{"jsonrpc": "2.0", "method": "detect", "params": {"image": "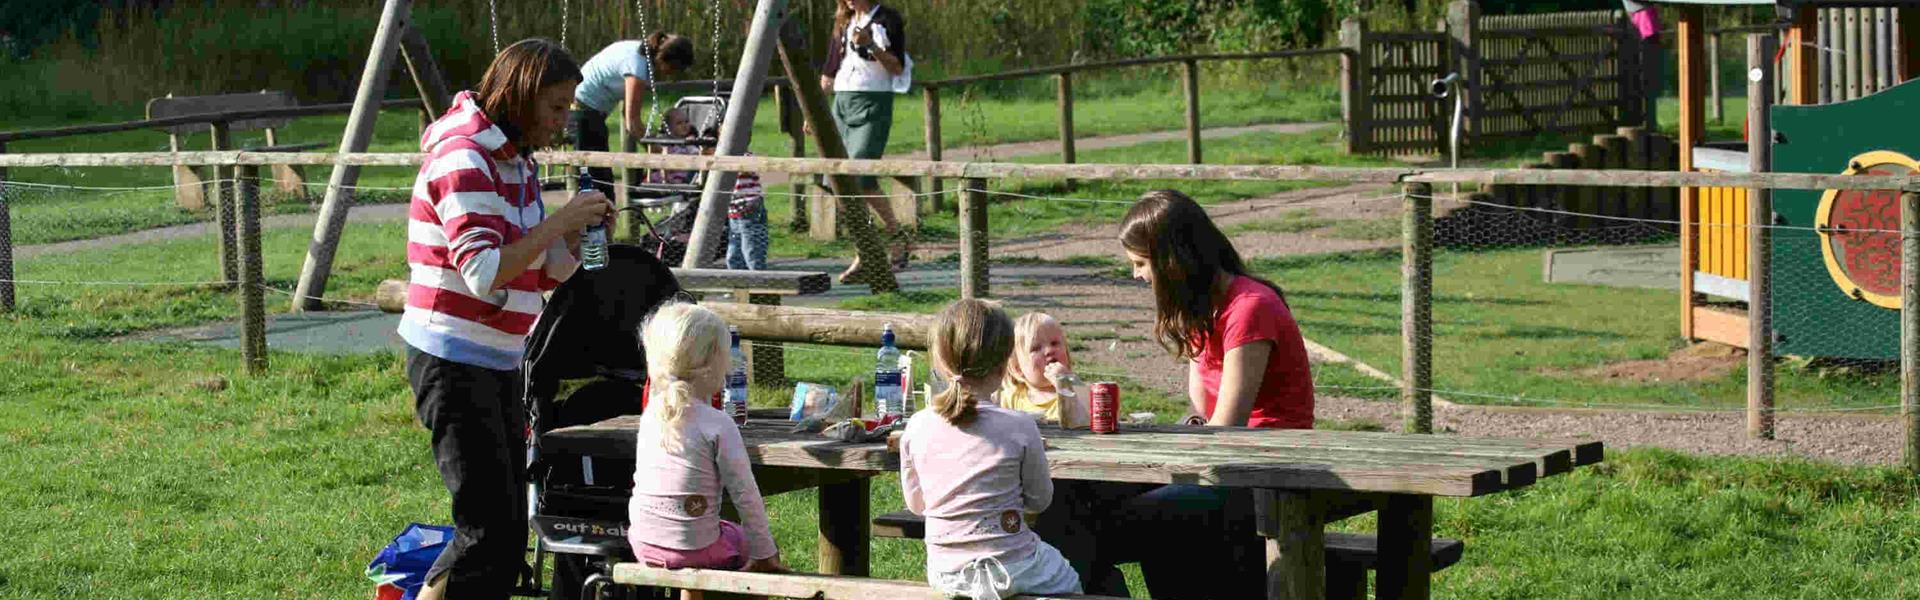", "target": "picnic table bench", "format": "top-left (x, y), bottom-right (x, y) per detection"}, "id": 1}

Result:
top-left (542, 410), bottom-right (1603, 600)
